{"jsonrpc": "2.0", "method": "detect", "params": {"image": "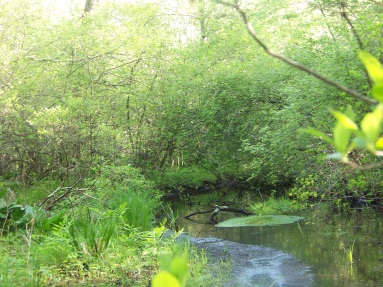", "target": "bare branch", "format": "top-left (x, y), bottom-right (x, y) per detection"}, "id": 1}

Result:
top-left (340, 3), bottom-right (363, 50)
top-left (185, 205), bottom-right (254, 223)
top-left (339, 2), bottom-right (372, 89)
